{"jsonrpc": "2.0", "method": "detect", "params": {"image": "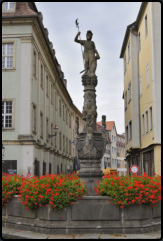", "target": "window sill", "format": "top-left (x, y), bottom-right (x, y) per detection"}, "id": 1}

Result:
top-left (2, 68), bottom-right (16, 72)
top-left (2, 128), bottom-right (15, 131)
